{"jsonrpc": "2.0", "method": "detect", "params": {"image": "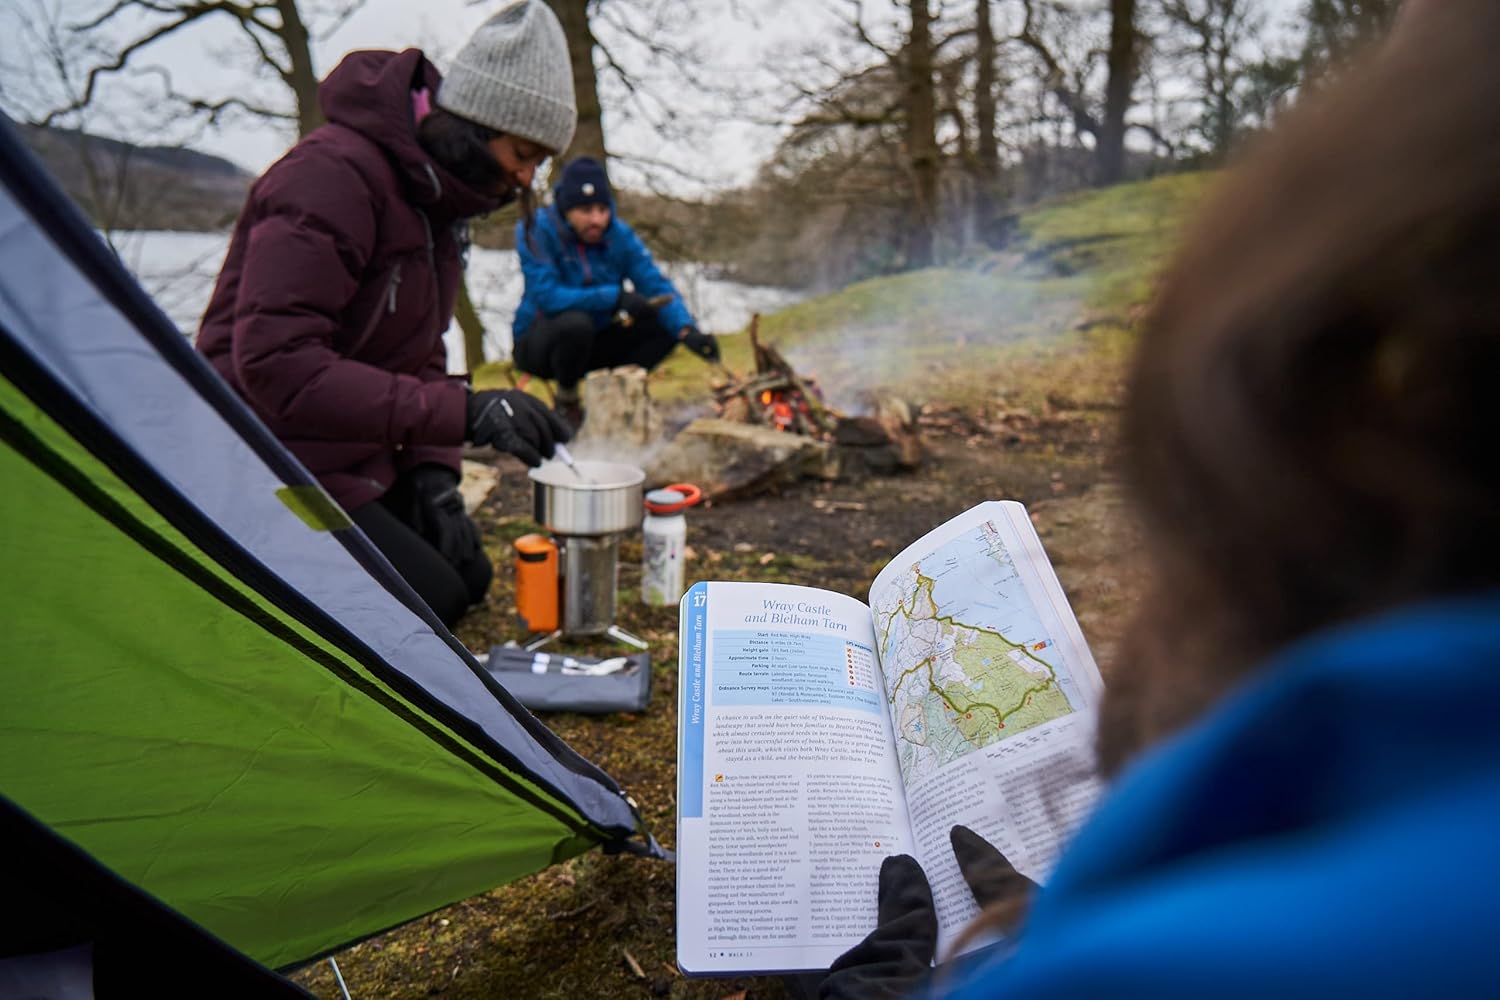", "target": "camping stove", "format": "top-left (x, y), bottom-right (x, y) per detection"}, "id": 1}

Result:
top-left (525, 459), bottom-right (648, 652)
